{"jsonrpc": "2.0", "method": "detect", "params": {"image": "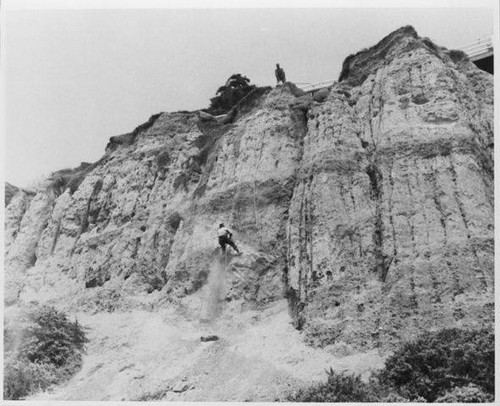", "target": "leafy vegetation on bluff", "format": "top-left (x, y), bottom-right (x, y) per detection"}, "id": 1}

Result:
top-left (4, 306), bottom-right (89, 400)
top-left (206, 73), bottom-right (255, 115)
